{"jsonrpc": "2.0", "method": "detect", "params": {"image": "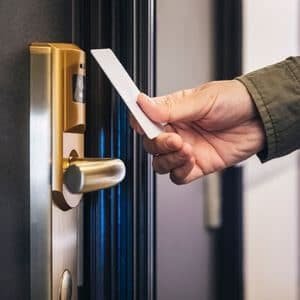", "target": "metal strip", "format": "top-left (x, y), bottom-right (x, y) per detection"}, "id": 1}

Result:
top-left (30, 47), bottom-right (52, 300)
top-left (133, 1), bottom-right (138, 299)
top-left (203, 173), bottom-right (222, 229)
top-left (215, 0), bottom-right (244, 297)
top-left (147, 1), bottom-right (156, 299)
